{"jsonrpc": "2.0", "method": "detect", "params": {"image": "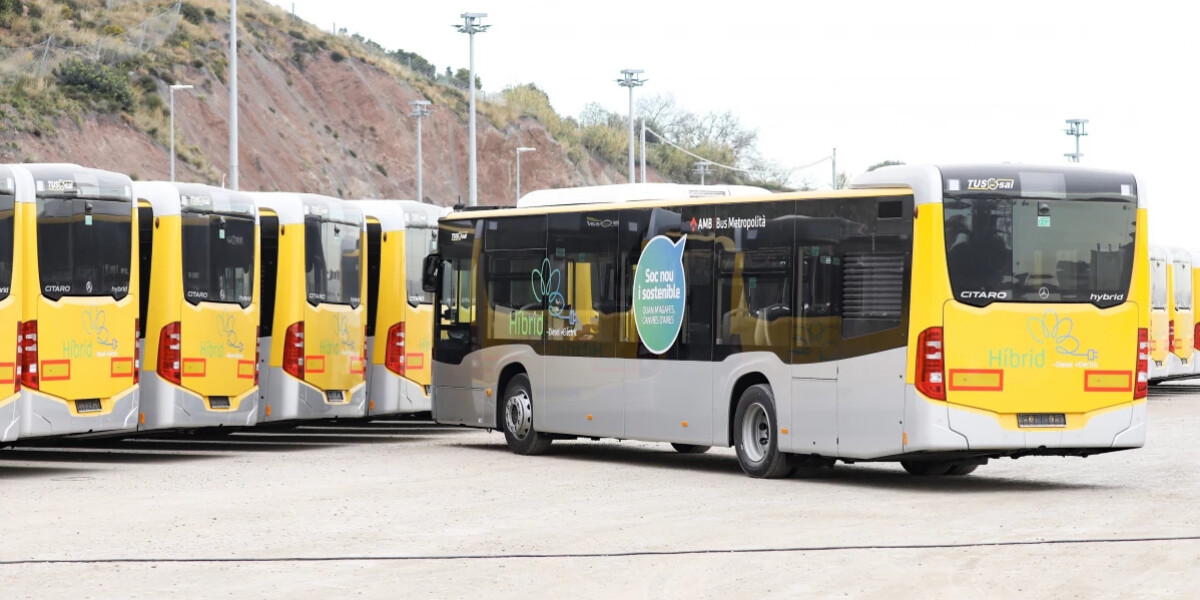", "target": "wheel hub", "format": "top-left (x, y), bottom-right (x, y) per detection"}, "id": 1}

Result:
top-left (505, 390), bottom-right (532, 440)
top-left (741, 402), bottom-right (770, 463)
